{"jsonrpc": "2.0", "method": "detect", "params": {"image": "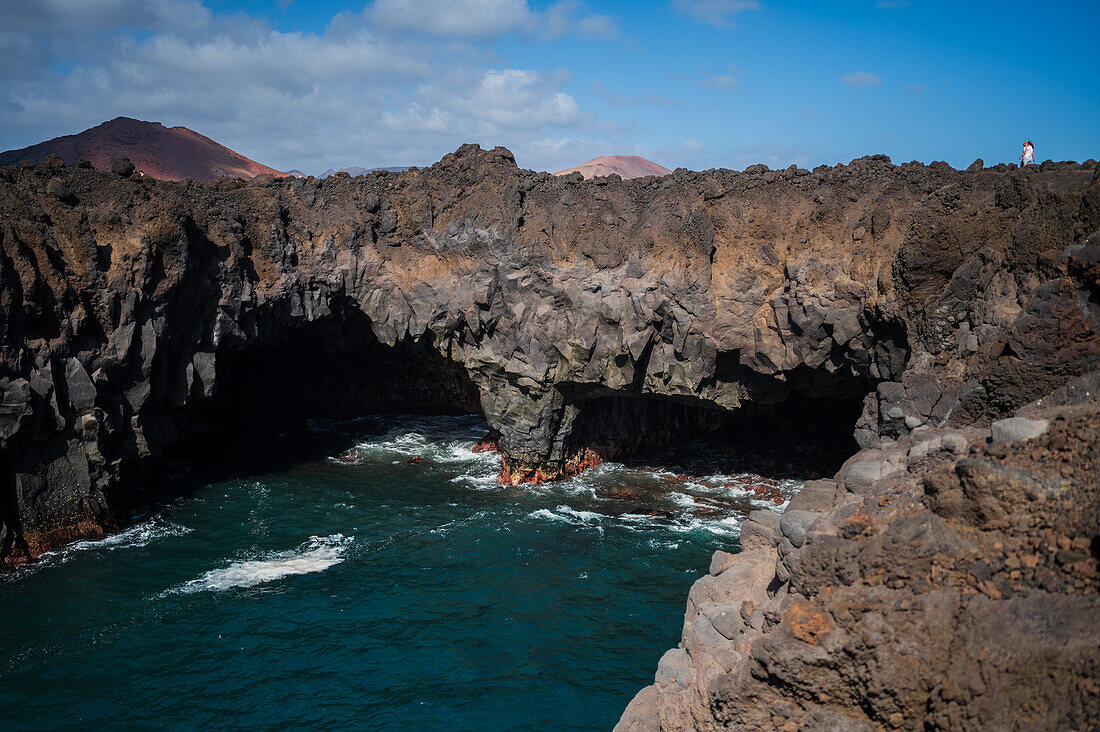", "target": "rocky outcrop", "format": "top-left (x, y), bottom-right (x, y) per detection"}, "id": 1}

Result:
top-left (618, 370), bottom-right (1100, 730)
top-left (1, 144), bottom-right (1097, 723)
top-left (609, 159), bottom-right (1100, 727)
top-left (1, 147), bottom-right (1096, 556)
